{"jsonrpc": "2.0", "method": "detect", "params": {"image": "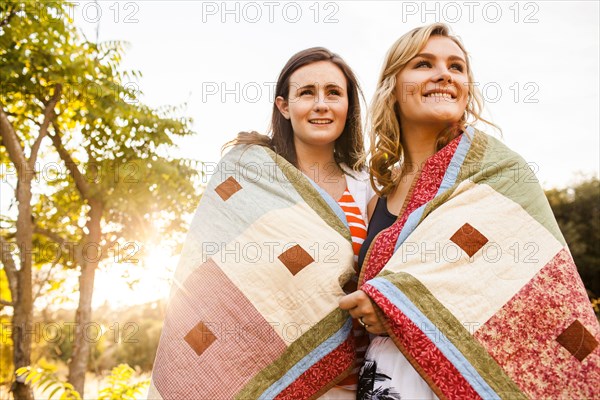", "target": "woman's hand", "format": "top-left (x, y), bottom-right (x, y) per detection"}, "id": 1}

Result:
top-left (339, 290), bottom-right (386, 335)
